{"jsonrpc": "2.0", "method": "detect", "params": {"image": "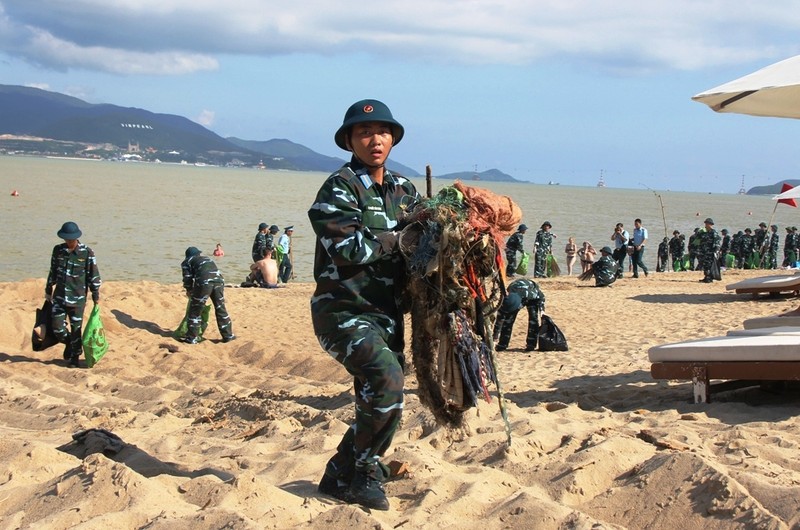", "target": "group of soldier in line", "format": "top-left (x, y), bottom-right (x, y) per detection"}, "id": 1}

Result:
top-left (504, 216), bottom-right (800, 289)
top-left (659, 221), bottom-right (799, 276)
